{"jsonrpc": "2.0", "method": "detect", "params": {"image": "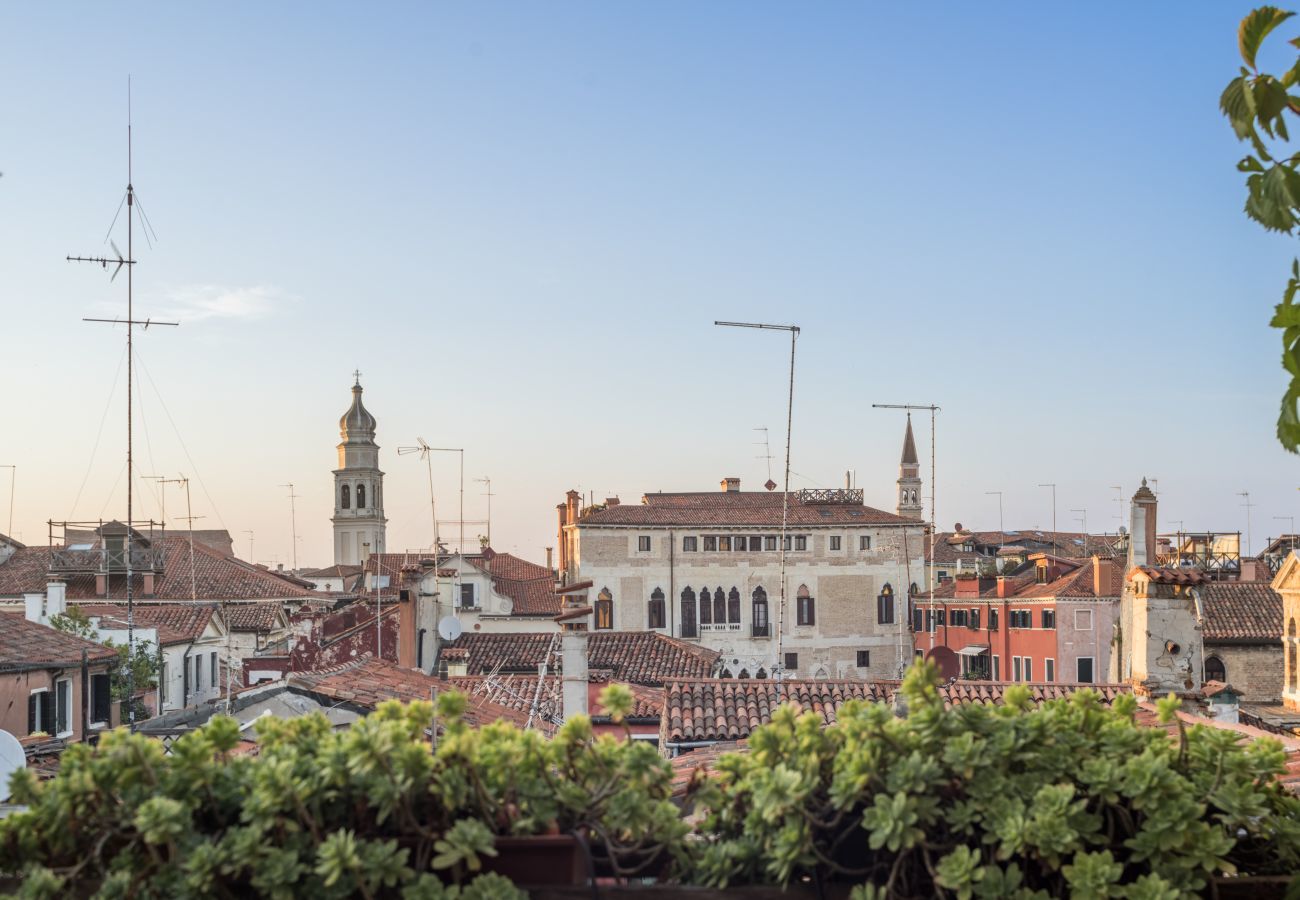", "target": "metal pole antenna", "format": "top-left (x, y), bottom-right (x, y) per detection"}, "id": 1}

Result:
top-left (475, 477), bottom-right (495, 547)
top-left (1071, 509), bottom-right (1087, 545)
top-left (281, 483), bottom-right (300, 570)
top-left (1239, 491), bottom-right (1255, 556)
top-left (398, 439), bottom-right (439, 552)
top-left (718, 321), bottom-right (799, 683)
top-left (1, 465), bottom-right (15, 539)
top-left (67, 84), bottom-right (178, 727)
top-left (424, 448), bottom-right (464, 553)
top-left (1038, 484), bottom-right (1057, 552)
